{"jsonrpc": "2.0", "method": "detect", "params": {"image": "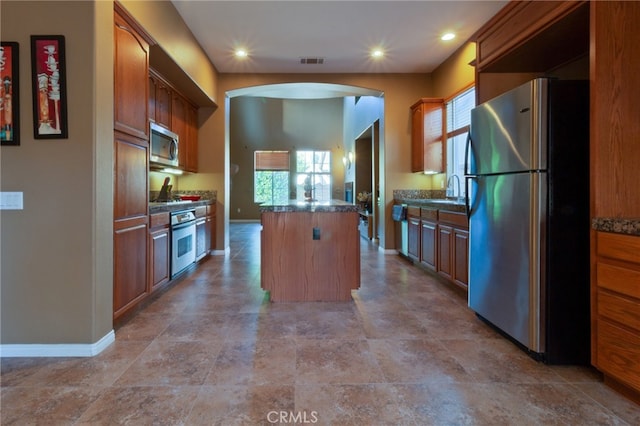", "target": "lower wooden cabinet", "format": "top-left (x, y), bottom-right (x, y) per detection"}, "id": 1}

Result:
top-left (261, 210), bottom-right (360, 302)
top-left (149, 212), bottom-right (170, 291)
top-left (407, 207), bottom-right (421, 262)
top-left (437, 225), bottom-right (452, 278)
top-left (421, 217), bottom-right (437, 271)
top-left (453, 227), bottom-right (469, 288)
top-left (405, 205), bottom-right (469, 290)
top-left (593, 231), bottom-right (640, 401)
top-left (439, 210), bottom-right (469, 290)
top-left (113, 130), bottom-right (149, 320)
top-left (114, 218), bottom-right (148, 318)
